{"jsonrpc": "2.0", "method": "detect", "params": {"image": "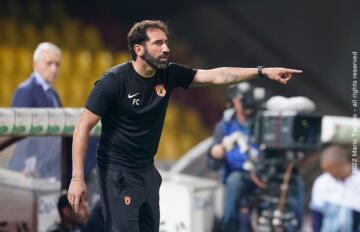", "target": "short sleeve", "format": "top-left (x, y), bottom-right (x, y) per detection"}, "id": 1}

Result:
top-left (168, 63), bottom-right (197, 89)
top-left (212, 122), bottom-right (225, 145)
top-left (85, 72), bottom-right (118, 117)
top-left (207, 122), bottom-right (224, 170)
top-left (309, 175), bottom-right (327, 212)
